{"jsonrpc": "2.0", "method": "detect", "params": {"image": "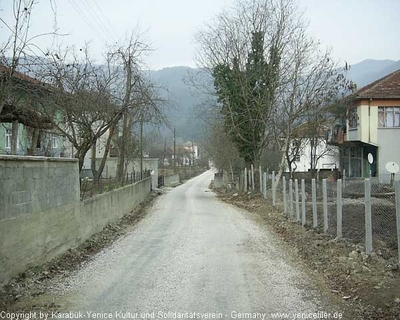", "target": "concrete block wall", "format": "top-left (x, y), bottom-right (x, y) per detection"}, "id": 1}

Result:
top-left (0, 155), bottom-right (151, 285)
top-left (79, 178), bottom-right (151, 240)
top-left (0, 156), bottom-right (80, 221)
top-left (164, 173), bottom-right (180, 186)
